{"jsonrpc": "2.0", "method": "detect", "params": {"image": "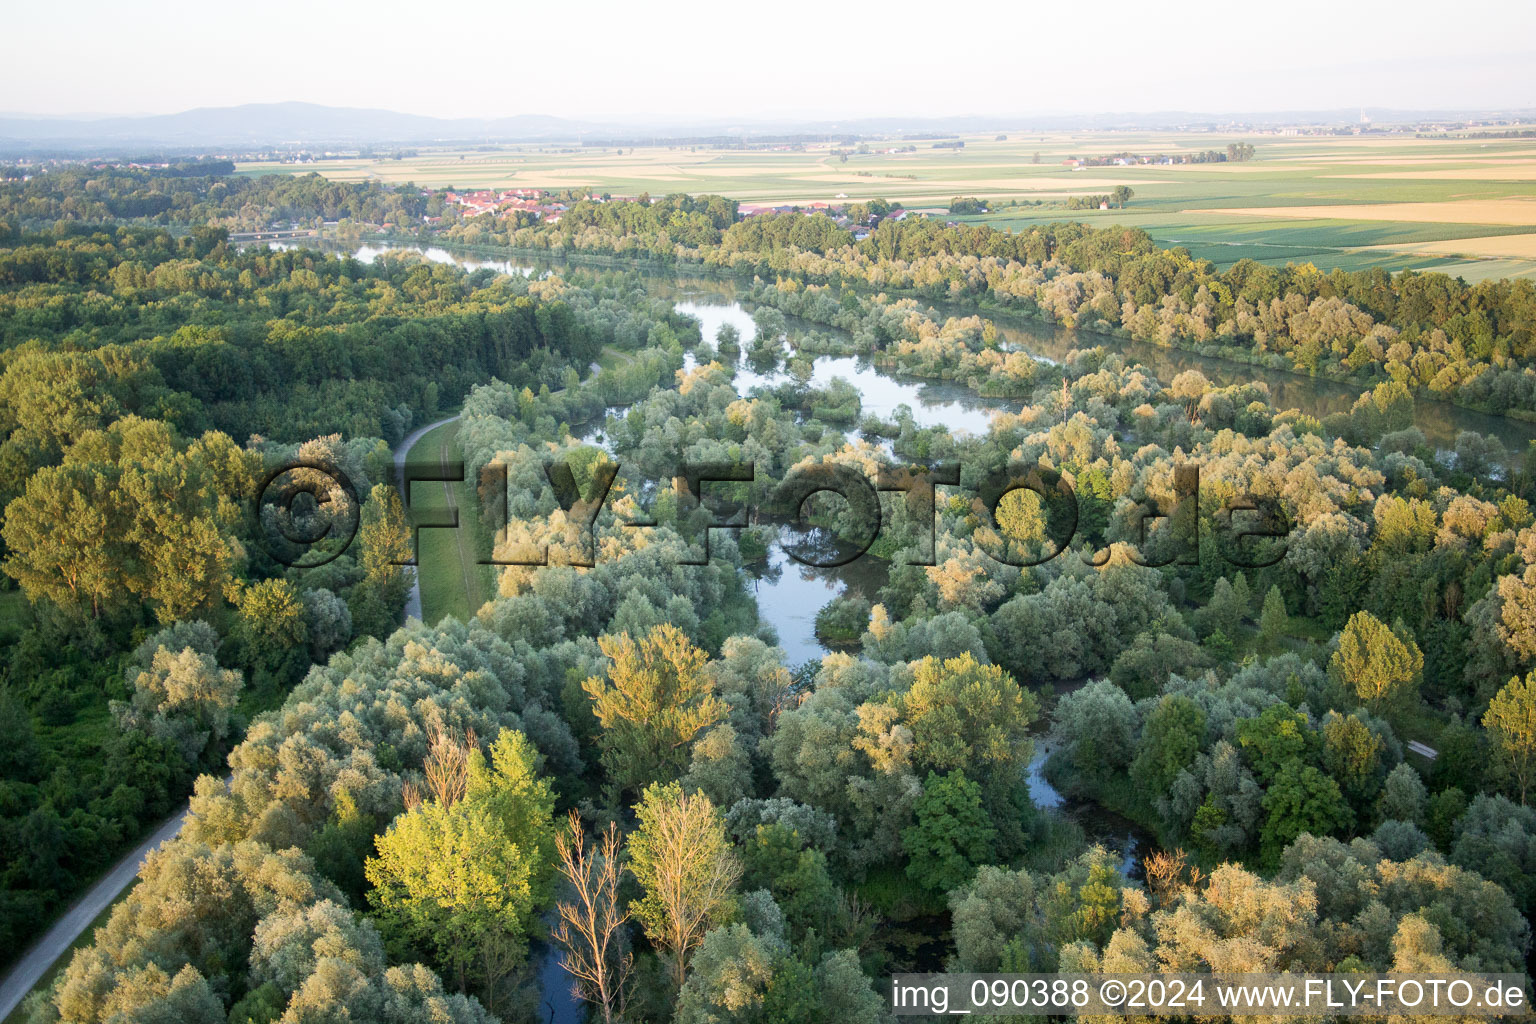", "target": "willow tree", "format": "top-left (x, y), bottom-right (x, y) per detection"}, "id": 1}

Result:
top-left (583, 624), bottom-right (722, 797)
